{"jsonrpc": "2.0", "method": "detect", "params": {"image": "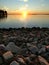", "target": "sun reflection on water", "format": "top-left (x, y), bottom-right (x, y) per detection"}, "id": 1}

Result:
top-left (20, 11), bottom-right (28, 21)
